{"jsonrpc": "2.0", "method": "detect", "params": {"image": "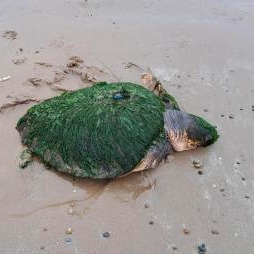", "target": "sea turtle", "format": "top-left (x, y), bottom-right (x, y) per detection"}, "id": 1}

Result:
top-left (16, 75), bottom-right (218, 179)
